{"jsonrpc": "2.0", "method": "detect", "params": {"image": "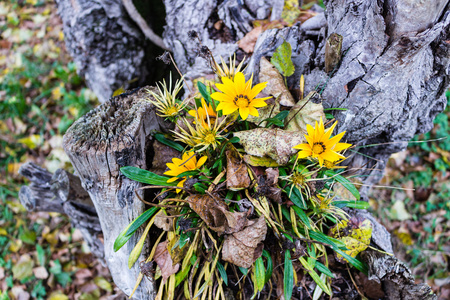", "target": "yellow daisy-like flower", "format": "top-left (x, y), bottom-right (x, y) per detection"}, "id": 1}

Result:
top-left (188, 98), bottom-right (217, 128)
top-left (173, 112), bottom-right (227, 152)
top-left (293, 118), bottom-right (352, 167)
top-left (213, 54), bottom-right (246, 80)
top-left (146, 74), bottom-right (189, 120)
top-left (211, 72), bottom-right (270, 120)
top-left (164, 151), bottom-right (207, 192)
